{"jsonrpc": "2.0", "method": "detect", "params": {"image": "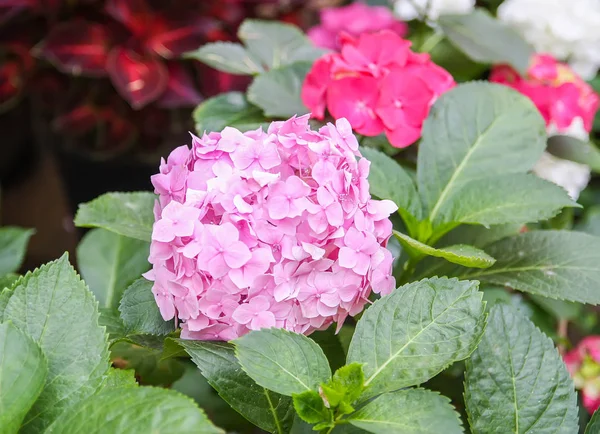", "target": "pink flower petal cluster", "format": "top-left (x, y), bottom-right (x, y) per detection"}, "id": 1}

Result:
top-left (301, 30), bottom-right (455, 149)
top-left (308, 2), bottom-right (408, 51)
top-left (146, 115), bottom-right (397, 341)
top-left (490, 54), bottom-right (600, 133)
top-left (564, 336), bottom-right (600, 414)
